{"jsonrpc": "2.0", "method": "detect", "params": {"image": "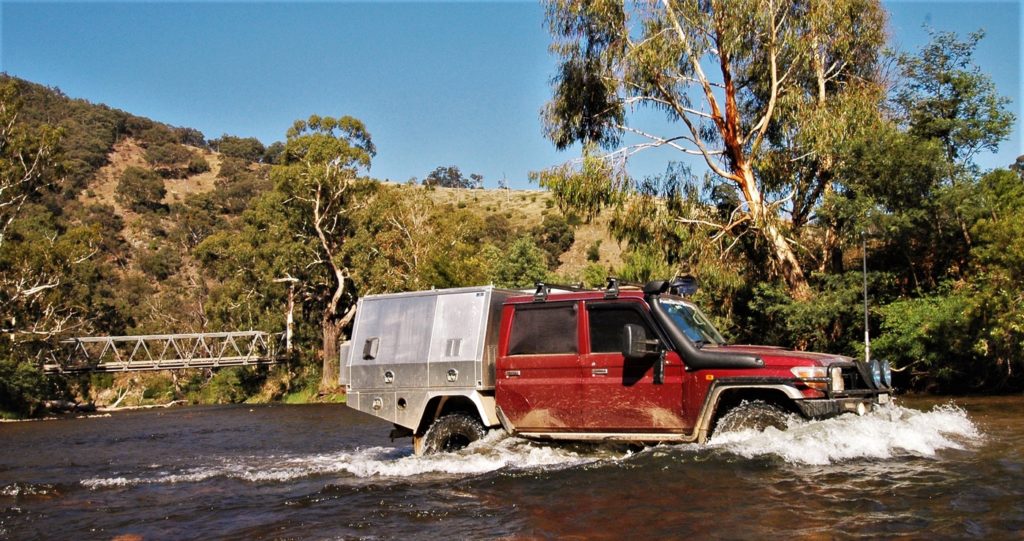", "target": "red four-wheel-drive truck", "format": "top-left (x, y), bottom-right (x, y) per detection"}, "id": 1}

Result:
top-left (340, 280), bottom-right (892, 454)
